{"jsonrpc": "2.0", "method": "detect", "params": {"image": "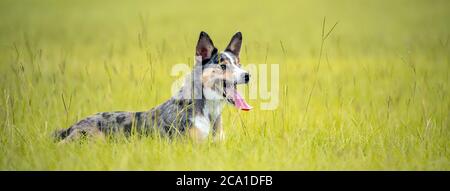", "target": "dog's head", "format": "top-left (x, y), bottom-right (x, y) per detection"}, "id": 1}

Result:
top-left (195, 31), bottom-right (252, 111)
